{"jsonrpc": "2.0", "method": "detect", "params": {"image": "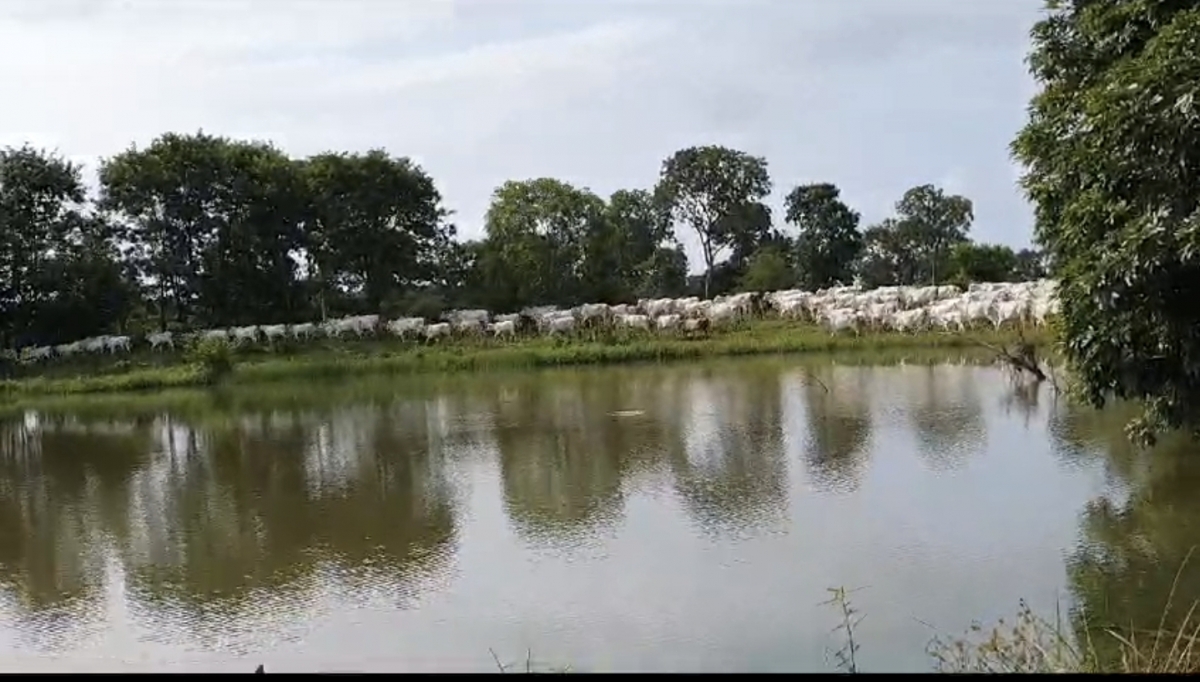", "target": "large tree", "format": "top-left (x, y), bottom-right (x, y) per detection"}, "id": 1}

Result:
top-left (654, 145), bottom-right (772, 298)
top-left (784, 182), bottom-right (863, 290)
top-left (300, 150), bottom-right (450, 317)
top-left (99, 132), bottom-right (307, 328)
top-left (482, 178), bottom-right (606, 310)
top-left (0, 146), bottom-right (132, 346)
top-left (855, 219), bottom-right (921, 289)
top-left (0, 145), bottom-right (85, 345)
top-left (893, 184), bottom-right (973, 286)
top-left (1013, 0), bottom-right (1200, 444)
top-left (1014, 247), bottom-right (1049, 281)
top-left (739, 244), bottom-right (796, 292)
top-left (582, 189), bottom-right (677, 303)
